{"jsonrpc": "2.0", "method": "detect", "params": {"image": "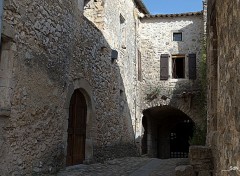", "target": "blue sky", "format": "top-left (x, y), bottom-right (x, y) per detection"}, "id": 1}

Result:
top-left (142, 0), bottom-right (203, 14)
